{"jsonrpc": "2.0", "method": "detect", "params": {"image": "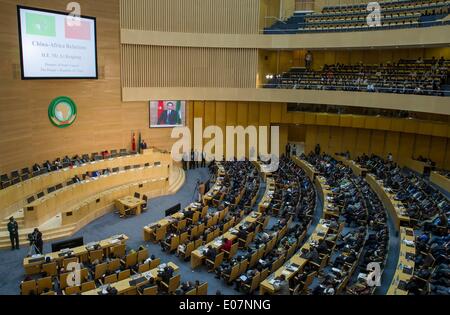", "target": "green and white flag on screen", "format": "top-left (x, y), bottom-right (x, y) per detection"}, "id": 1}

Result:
top-left (26, 12), bottom-right (56, 37)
